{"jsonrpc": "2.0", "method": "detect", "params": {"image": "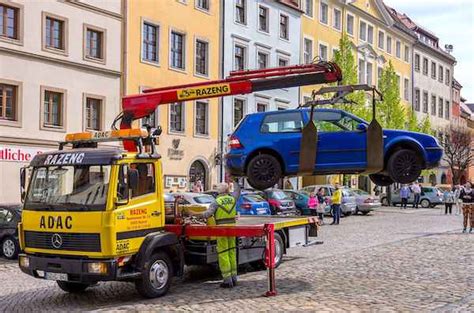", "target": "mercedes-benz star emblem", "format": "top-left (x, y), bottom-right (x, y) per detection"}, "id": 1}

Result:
top-left (51, 233), bottom-right (63, 249)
